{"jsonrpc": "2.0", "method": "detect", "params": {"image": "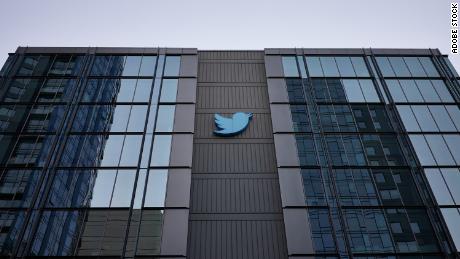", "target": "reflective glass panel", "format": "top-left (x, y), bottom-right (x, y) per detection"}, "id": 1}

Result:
top-left (282, 56), bottom-right (299, 77)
